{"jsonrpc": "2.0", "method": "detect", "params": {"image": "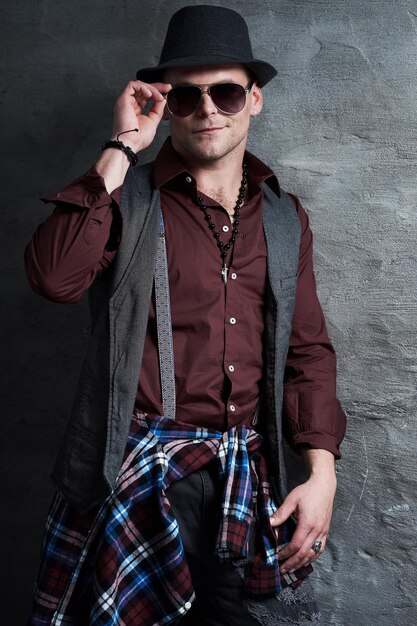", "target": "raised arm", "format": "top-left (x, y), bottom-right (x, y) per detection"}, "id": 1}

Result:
top-left (25, 80), bottom-right (171, 303)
